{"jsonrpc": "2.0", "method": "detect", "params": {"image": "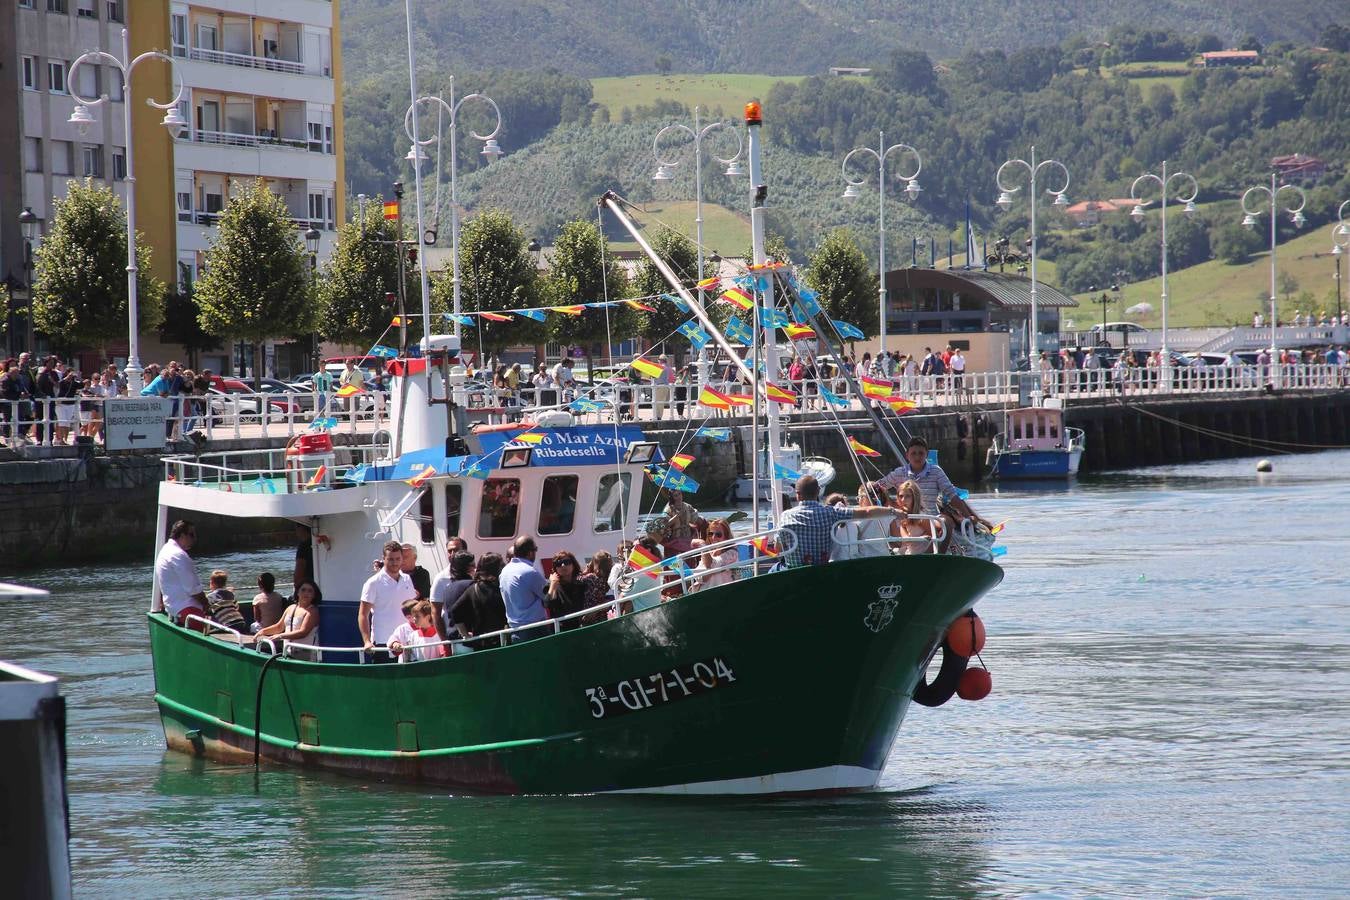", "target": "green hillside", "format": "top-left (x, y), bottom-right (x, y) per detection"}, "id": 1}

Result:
top-left (606, 200), bottom-right (751, 256)
top-left (1070, 229), bottom-right (1344, 329)
top-left (591, 74), bottom-right (806, 119)
top-left (339, 0), bottom-right (1346, 81)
